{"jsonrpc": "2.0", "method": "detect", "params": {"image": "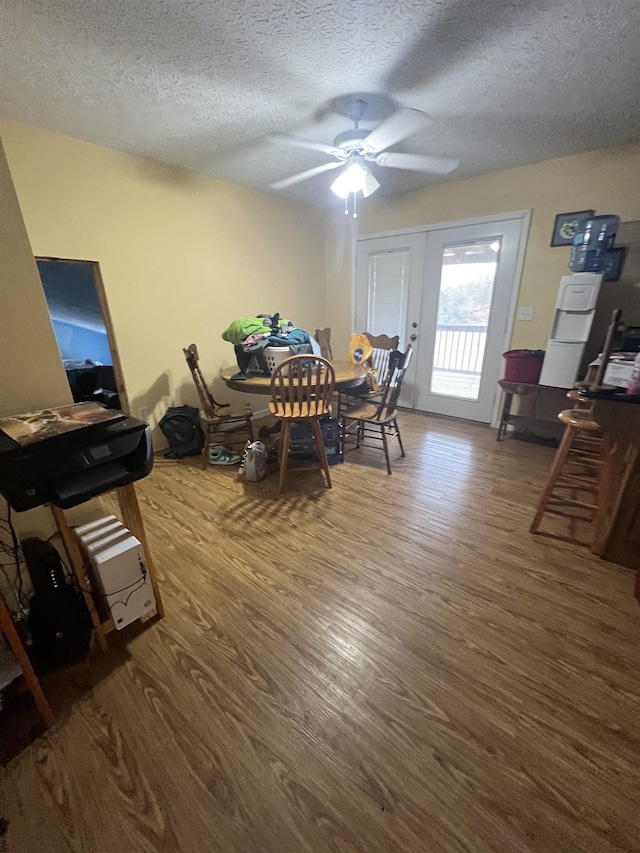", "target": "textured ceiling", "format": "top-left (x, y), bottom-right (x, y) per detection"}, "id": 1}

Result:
top-left (1, 0), bottom-right (640, 207)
